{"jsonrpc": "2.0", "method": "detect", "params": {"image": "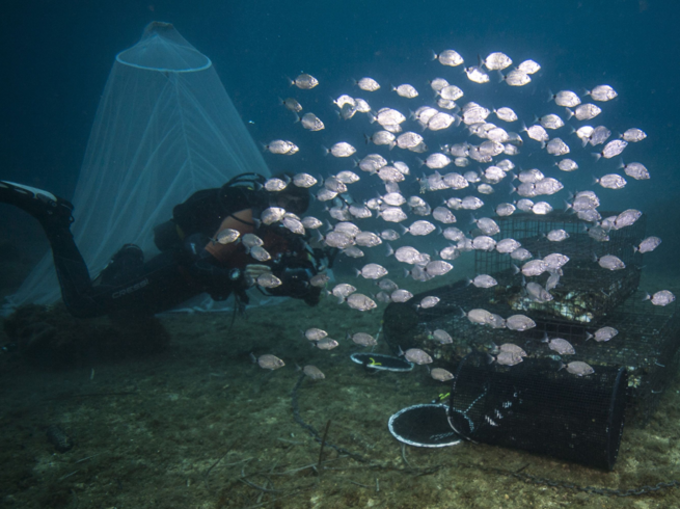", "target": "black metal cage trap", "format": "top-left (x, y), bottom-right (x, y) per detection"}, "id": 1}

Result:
top-left (382, 210), bottom-right (679, 467)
